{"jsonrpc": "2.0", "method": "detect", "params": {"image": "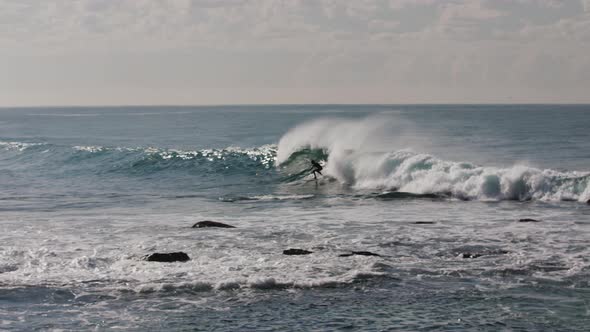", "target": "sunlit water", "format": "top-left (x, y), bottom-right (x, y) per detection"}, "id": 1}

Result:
top-left (1, 105), bottom-right (589, 331)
